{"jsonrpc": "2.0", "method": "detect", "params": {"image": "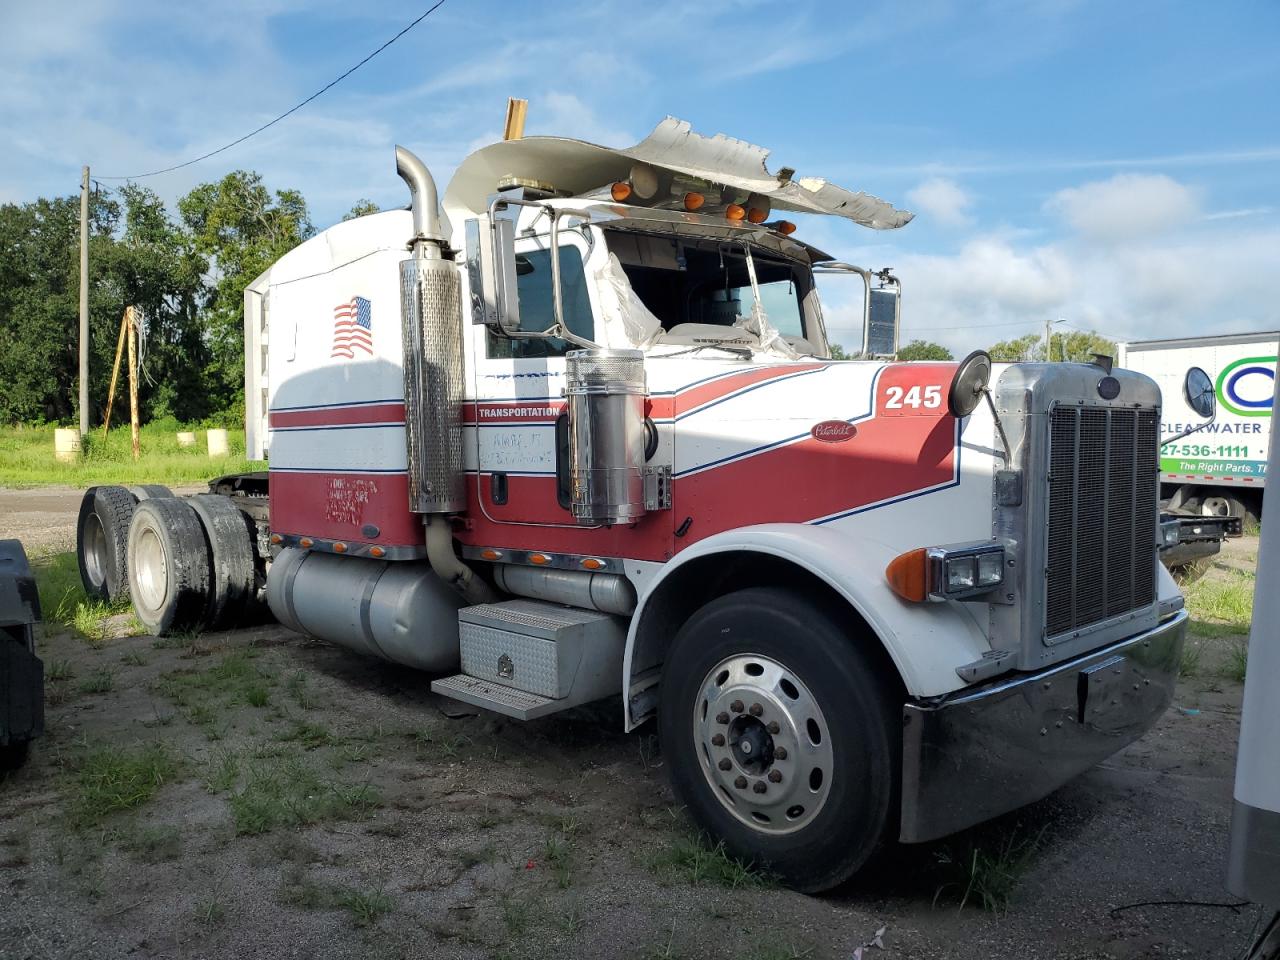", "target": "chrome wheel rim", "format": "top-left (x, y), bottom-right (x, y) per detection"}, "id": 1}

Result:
top-left (693, 654), bottom-right (834, 834)
top-left (83, 513), bottom-right (107, 587)
top-left (134, 526), bottom-right (168, 612)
